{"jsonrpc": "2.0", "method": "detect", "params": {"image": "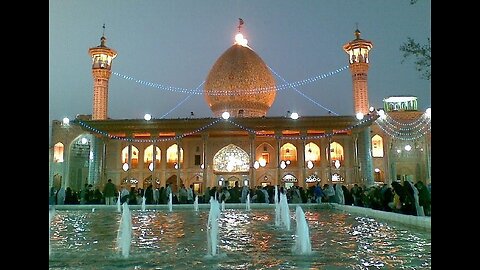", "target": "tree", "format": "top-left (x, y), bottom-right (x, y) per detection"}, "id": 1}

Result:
top-left (400, 37), bottom-right (431, 80)
top-left (400, 0), bottom-right (431, 80)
